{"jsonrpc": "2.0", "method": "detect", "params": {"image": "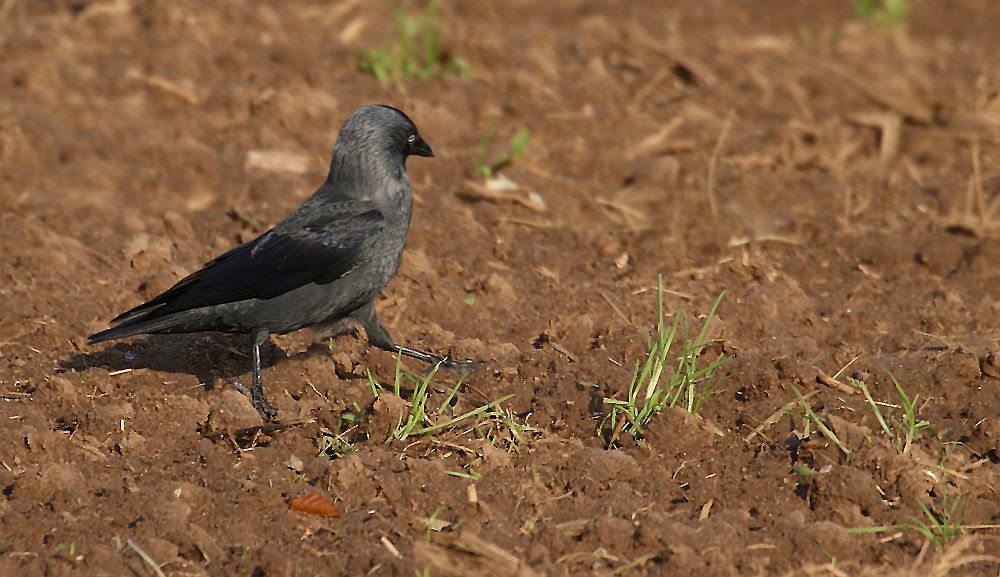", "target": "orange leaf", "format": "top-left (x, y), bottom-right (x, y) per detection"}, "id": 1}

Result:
top-left (289, 493), bottom-right (340, 517)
